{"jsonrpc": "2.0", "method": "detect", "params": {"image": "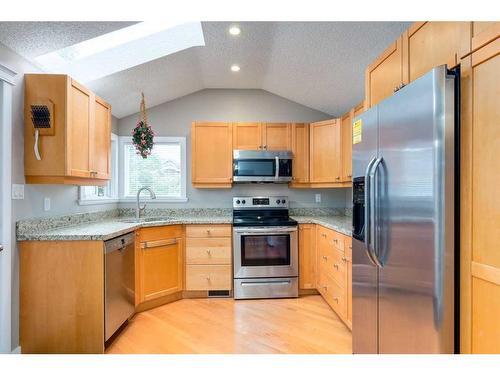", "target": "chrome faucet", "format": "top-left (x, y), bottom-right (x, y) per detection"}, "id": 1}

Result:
top-left (136, 187), bottom-right (156, 219)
